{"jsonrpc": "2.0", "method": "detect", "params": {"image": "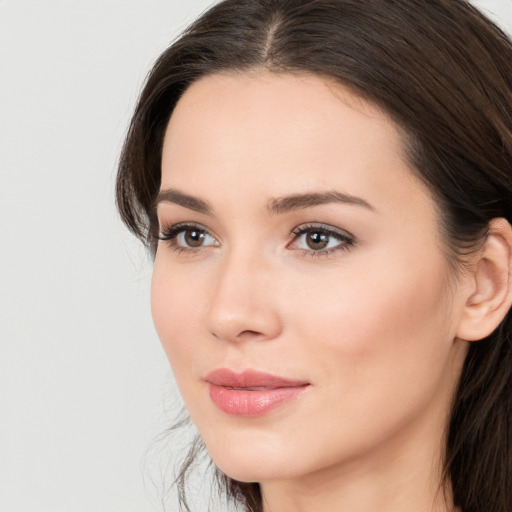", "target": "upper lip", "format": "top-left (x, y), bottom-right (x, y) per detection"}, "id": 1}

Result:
top-left (205, 368), bottom-right (310, 389)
